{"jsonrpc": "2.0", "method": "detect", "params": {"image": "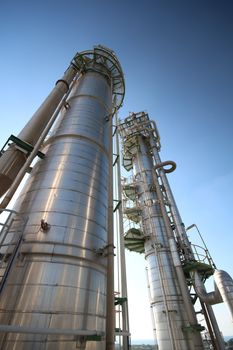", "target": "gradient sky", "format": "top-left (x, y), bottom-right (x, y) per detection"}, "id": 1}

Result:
top-left (0, 0), bottom-right (233, 340)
